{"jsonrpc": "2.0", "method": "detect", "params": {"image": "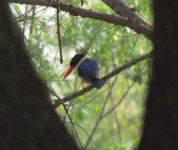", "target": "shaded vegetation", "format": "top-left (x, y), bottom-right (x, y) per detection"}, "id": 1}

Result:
top-left (9, 0), bottom-right (153, 149)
